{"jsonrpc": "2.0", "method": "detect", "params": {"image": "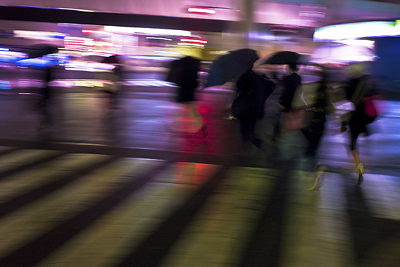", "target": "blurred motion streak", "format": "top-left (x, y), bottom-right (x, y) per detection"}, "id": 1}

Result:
top-left (187, 7), bottom-right (216, 14)
top-left (310, 43), bottom-right (378, 64)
